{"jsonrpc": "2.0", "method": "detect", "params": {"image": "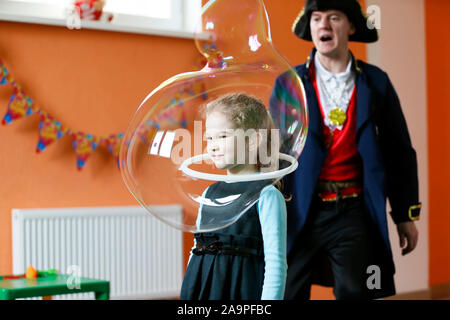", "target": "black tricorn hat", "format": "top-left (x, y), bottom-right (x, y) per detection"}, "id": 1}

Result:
top-left (292, 0), bottom-right (378, 43)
